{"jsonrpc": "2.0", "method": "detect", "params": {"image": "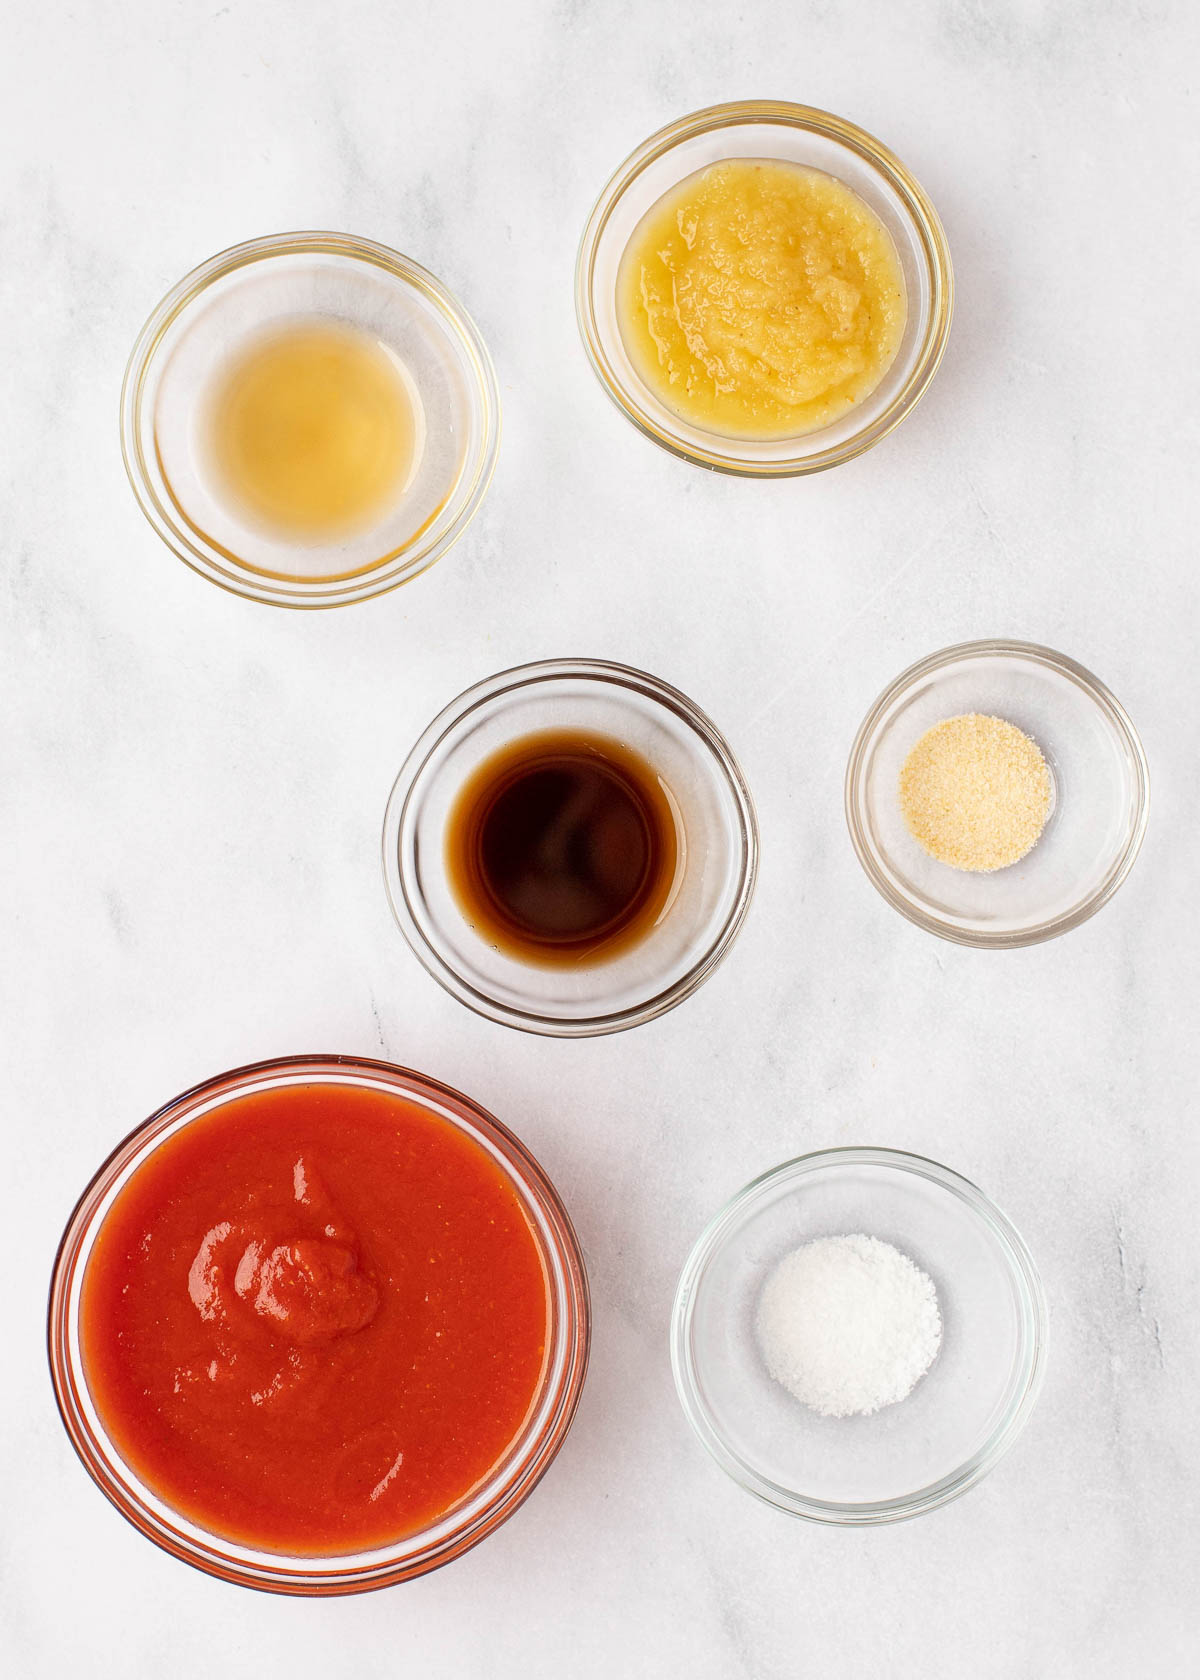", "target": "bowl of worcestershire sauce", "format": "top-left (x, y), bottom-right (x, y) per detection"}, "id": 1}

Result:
top-left (48, 1056), bottom-right (589, 1594)
top-left (383, 661), bottom-right (759, 1035)
top-left (445, 728), bottom-right (683, 968)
